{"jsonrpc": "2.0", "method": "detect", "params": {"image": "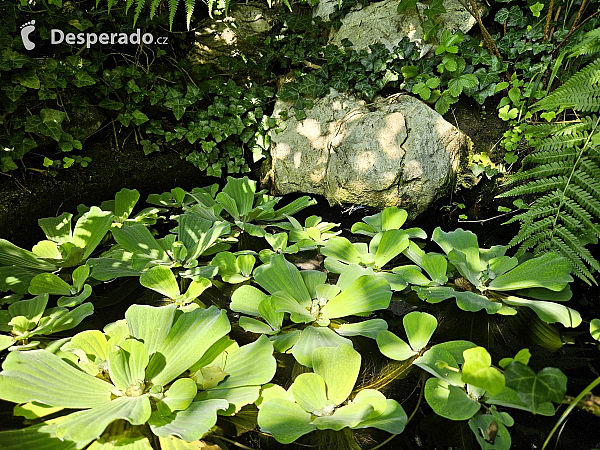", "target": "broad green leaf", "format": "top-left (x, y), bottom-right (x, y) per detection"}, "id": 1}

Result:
top-left (71, 207), bottom-right (113, 261)
top-left (254, 254), bottom-right (311, 307)
top-left (421, 254), bottom-right (448, 285)
top-left (35, 303), bottom-right (94, 335)
top-left (313, 401), bottom-right (373, 430)
top-left (222, 176), bottom-right (256, 217)
top-left (468, 413), bottom-right (511, 450)
top-left (230, 285), bottom-right (268, 316)
top-left (502, 296), bottom-right (581, 327)
top-left (209, 335), bottom-right (276, 389)
top-left (258, 398), bottom-right (316, 444)
top-left (0, 422), bottom-right (78, 450)
top-left (0, 335), bottom-right (14, 351)
top-left (13, 402), bottom-right (63, 420)
top-left (403, 311), bottom-right (437, 351)
top-left (355, 398), bottom-right (407, 434)
top-left (56, 286), bottom-right (92, 310)
top-left (239, 317), bottom-right (274, 334)
top-left (313, 344), bottom-right (361, 405)
top-left (159, 378), bottom-right (197, 415)
top-left (176, 214), bottom-right (229, 262)
top-left (195, 385), bottom-right (260, 414)
top-left (432, 227), bottom-right (484, 273)
top-left (320, 275), bottom-right (391, 319)
top-left (0, 239), bottom-right (56, 271)
top-left (108, 339), bottom-right (149, 392)
top-left (53, 395), bottom-right (151, 443)
top-left (8, 293), bottom-right (48, 324)
top-left (414, 345), bottom-right (464, 386)
top-left (147, 306), bottom-right (230, 385)
top-left (271, 291), bottom-right (314, 323)
top-left (112, 225), bottom-right (169, 263)
top-left (290, 373), bottom-right (329, 414)
top-left (88, 257), bottom-right (142, 280)
top-left (140, 266), bottom-right (180, 299)
top-left (591, 319), bottom-right (600, 341)
top-left (489, 253), bottom-right (573, 291)
top-left (376, 330), bottom-right (416, 361)
top-left (125, 304), bottom-right (176, 357)
top-left (504, 362), bottom-right (567, 414)
top-left (424, 378), bottom-right (481, 420)
top-left (63, 329), bottom-right (109, 363)
top-left (32, 241), bottom-right (61, 259)
top-left (336, 319), bottom-right (388, 339)
top-left (461, 347), bottom-right (505, 395)
top-left (114, 188), bottom-right (140, 220)
top-left (499, 348), bottom-right (531, 369)
top-left (269, 329), bottom-right (302, 353)
top-left (72, 265), bottom-right (89, 292)
top-left (485, 386), bottom-right (555, 416)
top-left (321, 237), bottom-right (363, 265)
top-left (292, 326), bottom-right (352, 368)
top-left (352, 389), bottom-right (387, 418)
top-left (38, 212), bottom-right (73, 245)
top-left (28, 273), bottom-right (72, 296)
top-left (0, 349), bottom-right (113, 408)
top-left (149, 399), bottom-right (229, 441)
top-left (372, 230), bottom-right (409, 269)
